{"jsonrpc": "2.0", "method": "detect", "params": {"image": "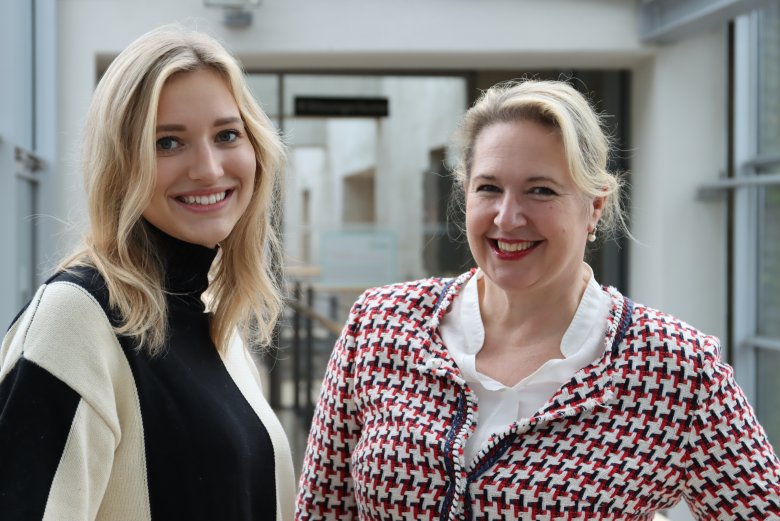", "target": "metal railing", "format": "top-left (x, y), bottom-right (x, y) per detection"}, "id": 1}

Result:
top-left (264, 280), bottom-right (350, 425)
